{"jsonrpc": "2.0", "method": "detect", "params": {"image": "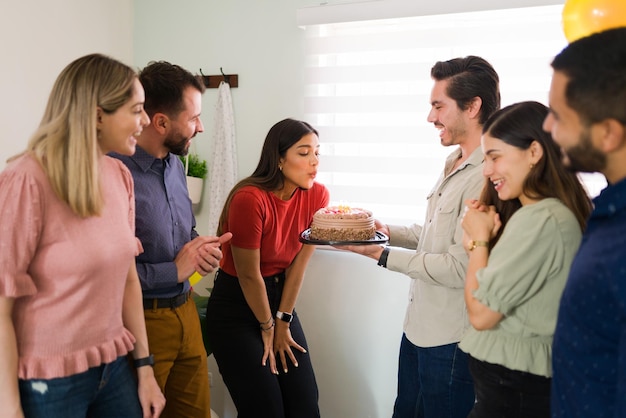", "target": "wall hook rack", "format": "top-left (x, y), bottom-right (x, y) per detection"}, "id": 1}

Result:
top-left (198, 68), bottom-right (239, 88)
